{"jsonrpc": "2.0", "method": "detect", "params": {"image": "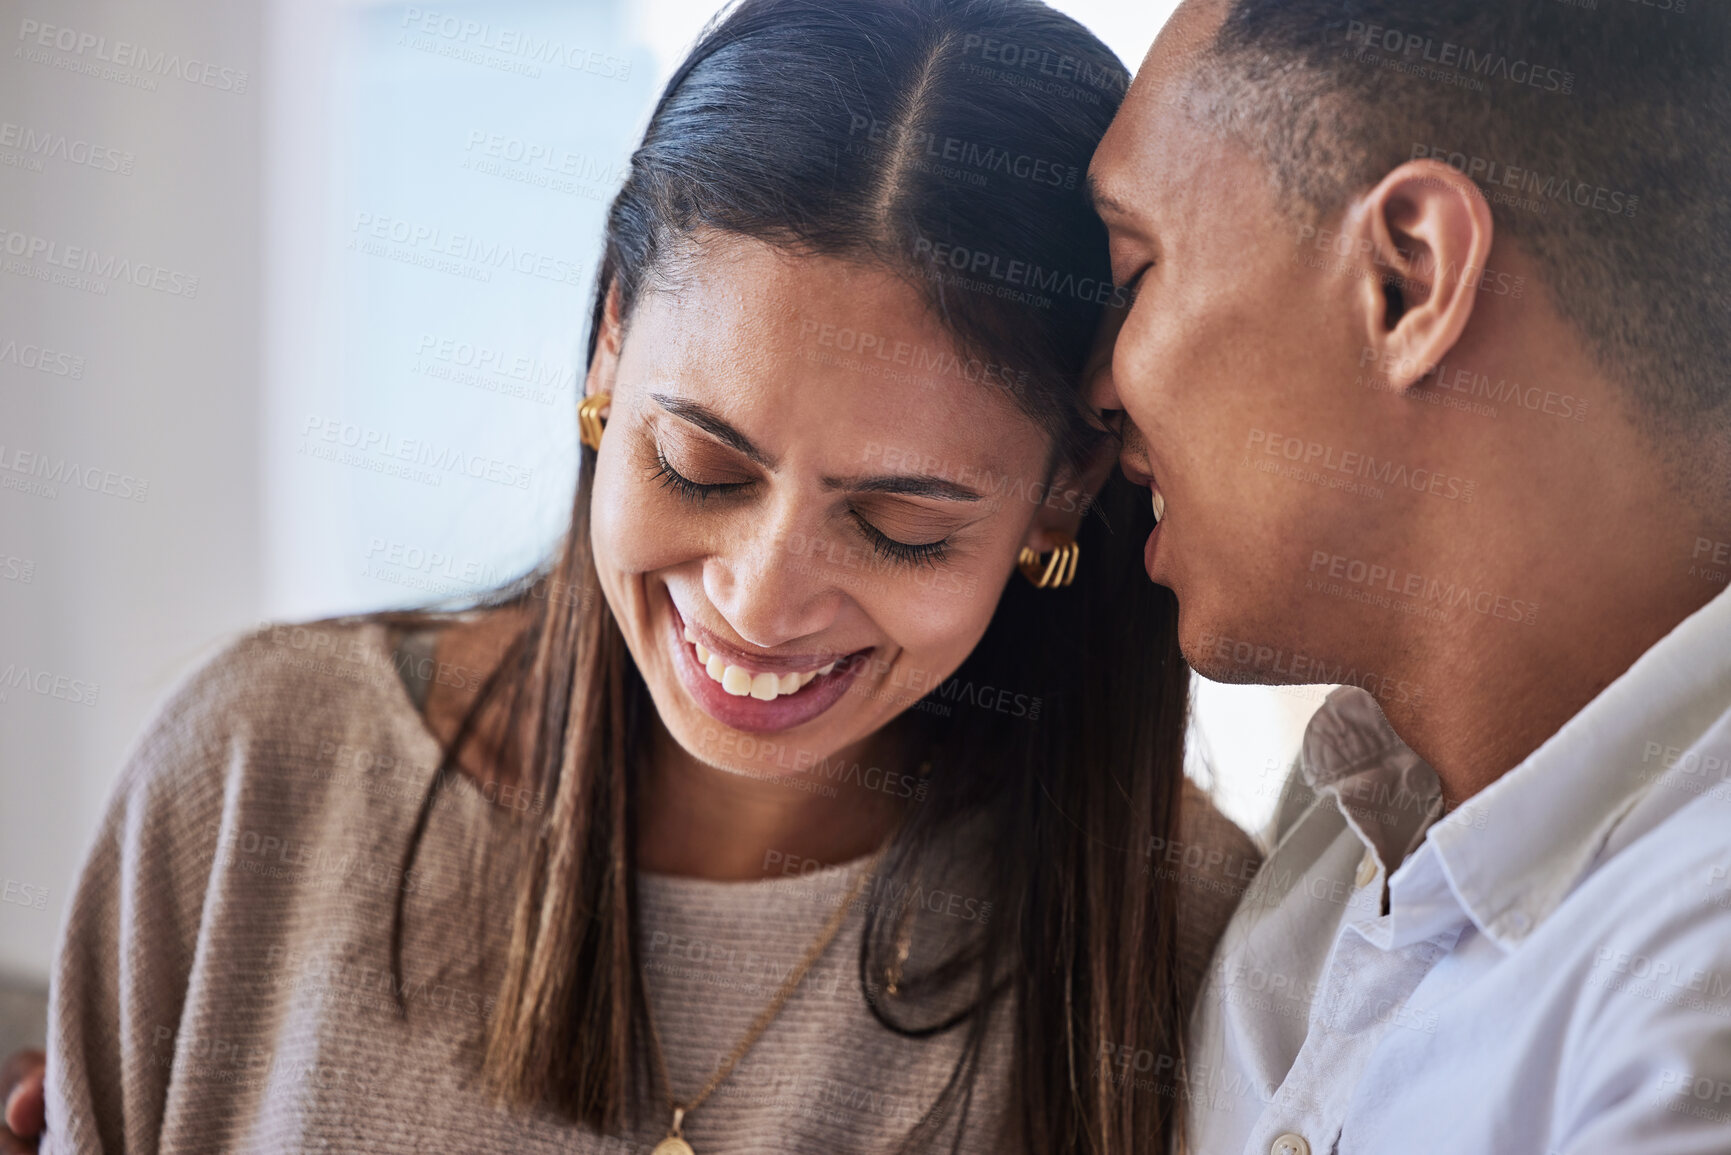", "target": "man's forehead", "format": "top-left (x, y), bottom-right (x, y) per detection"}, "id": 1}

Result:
top-left (1141, 0), bottom-right (1230, 88)
top-left (1091, 0), bottom-right (1231, 201)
